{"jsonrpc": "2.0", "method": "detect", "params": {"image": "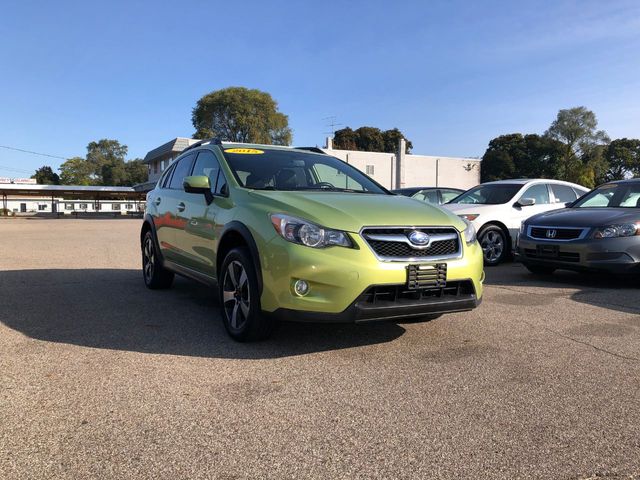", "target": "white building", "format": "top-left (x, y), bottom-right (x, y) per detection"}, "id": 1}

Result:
top-left (0, 182), bottom-right (145, 215)
top-left (322, 138), bottom-right (480, 190)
